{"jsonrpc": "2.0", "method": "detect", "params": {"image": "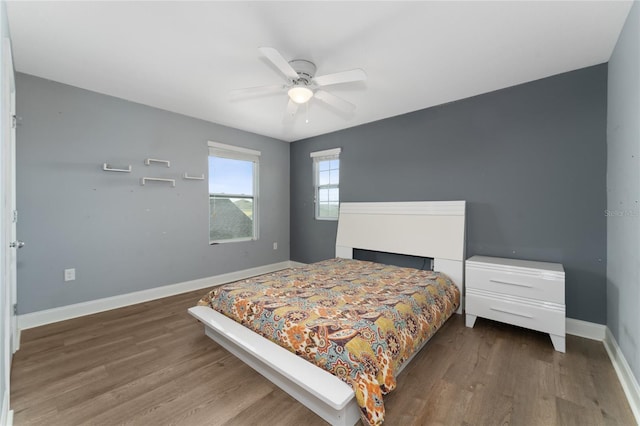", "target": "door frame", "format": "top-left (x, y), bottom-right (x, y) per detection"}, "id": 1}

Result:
top-left (1, 34), bottom-right (17, 425)
top-left (3, 36), bottom-right (16, 353)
